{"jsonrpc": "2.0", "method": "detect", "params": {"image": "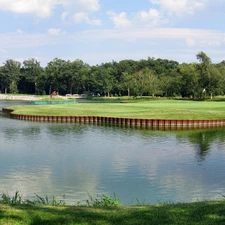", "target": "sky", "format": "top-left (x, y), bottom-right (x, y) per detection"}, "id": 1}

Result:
top-left (0, 0), bottom-right (225, 67)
